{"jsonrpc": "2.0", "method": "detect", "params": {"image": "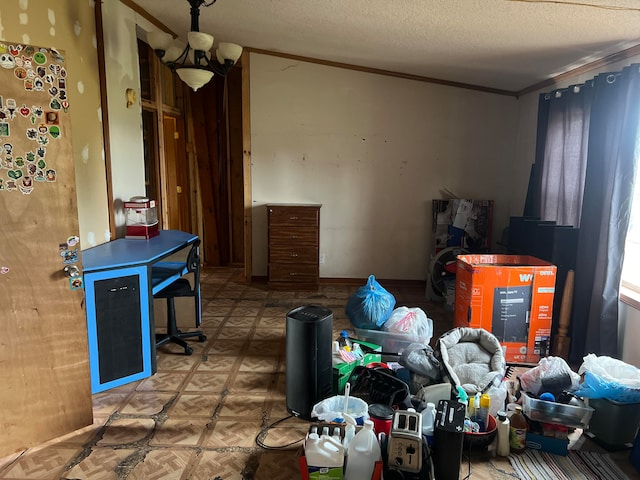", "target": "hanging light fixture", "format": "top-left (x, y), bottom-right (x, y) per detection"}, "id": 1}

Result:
top-left (147, 0), bottom-right (243, 91)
